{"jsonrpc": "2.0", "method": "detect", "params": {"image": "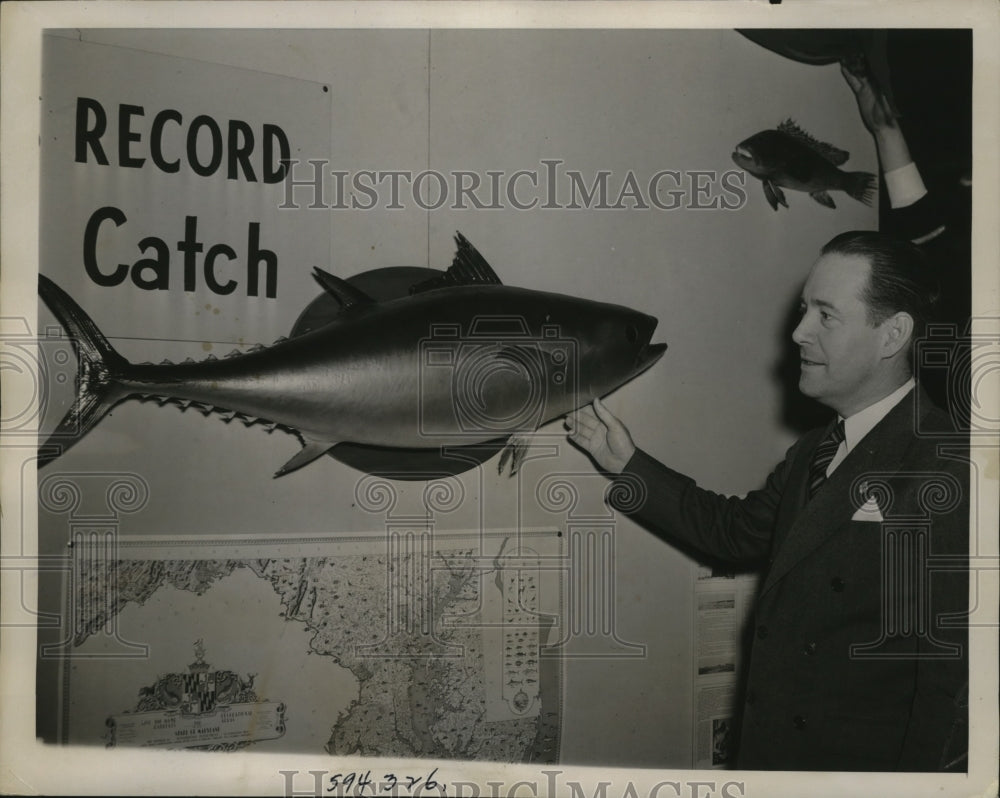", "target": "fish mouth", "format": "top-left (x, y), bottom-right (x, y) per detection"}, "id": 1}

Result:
top-left (731, 147), bottom-right (757, 172)
top-left (634, 315), bottom-right (667, 371)
top-left (636, 341), bottom-right (668, 371)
